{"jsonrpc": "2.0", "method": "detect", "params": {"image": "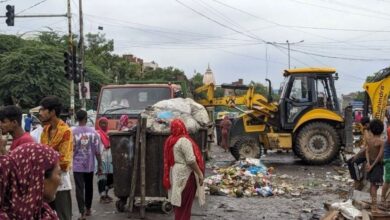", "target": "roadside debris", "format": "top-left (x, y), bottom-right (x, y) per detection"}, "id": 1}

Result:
top-left (205, 158), bottom-right (356, 199)
top-left (204, 158), bottom-right (273, 198)
top-left (321, 190), bottom-right (390, 219)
